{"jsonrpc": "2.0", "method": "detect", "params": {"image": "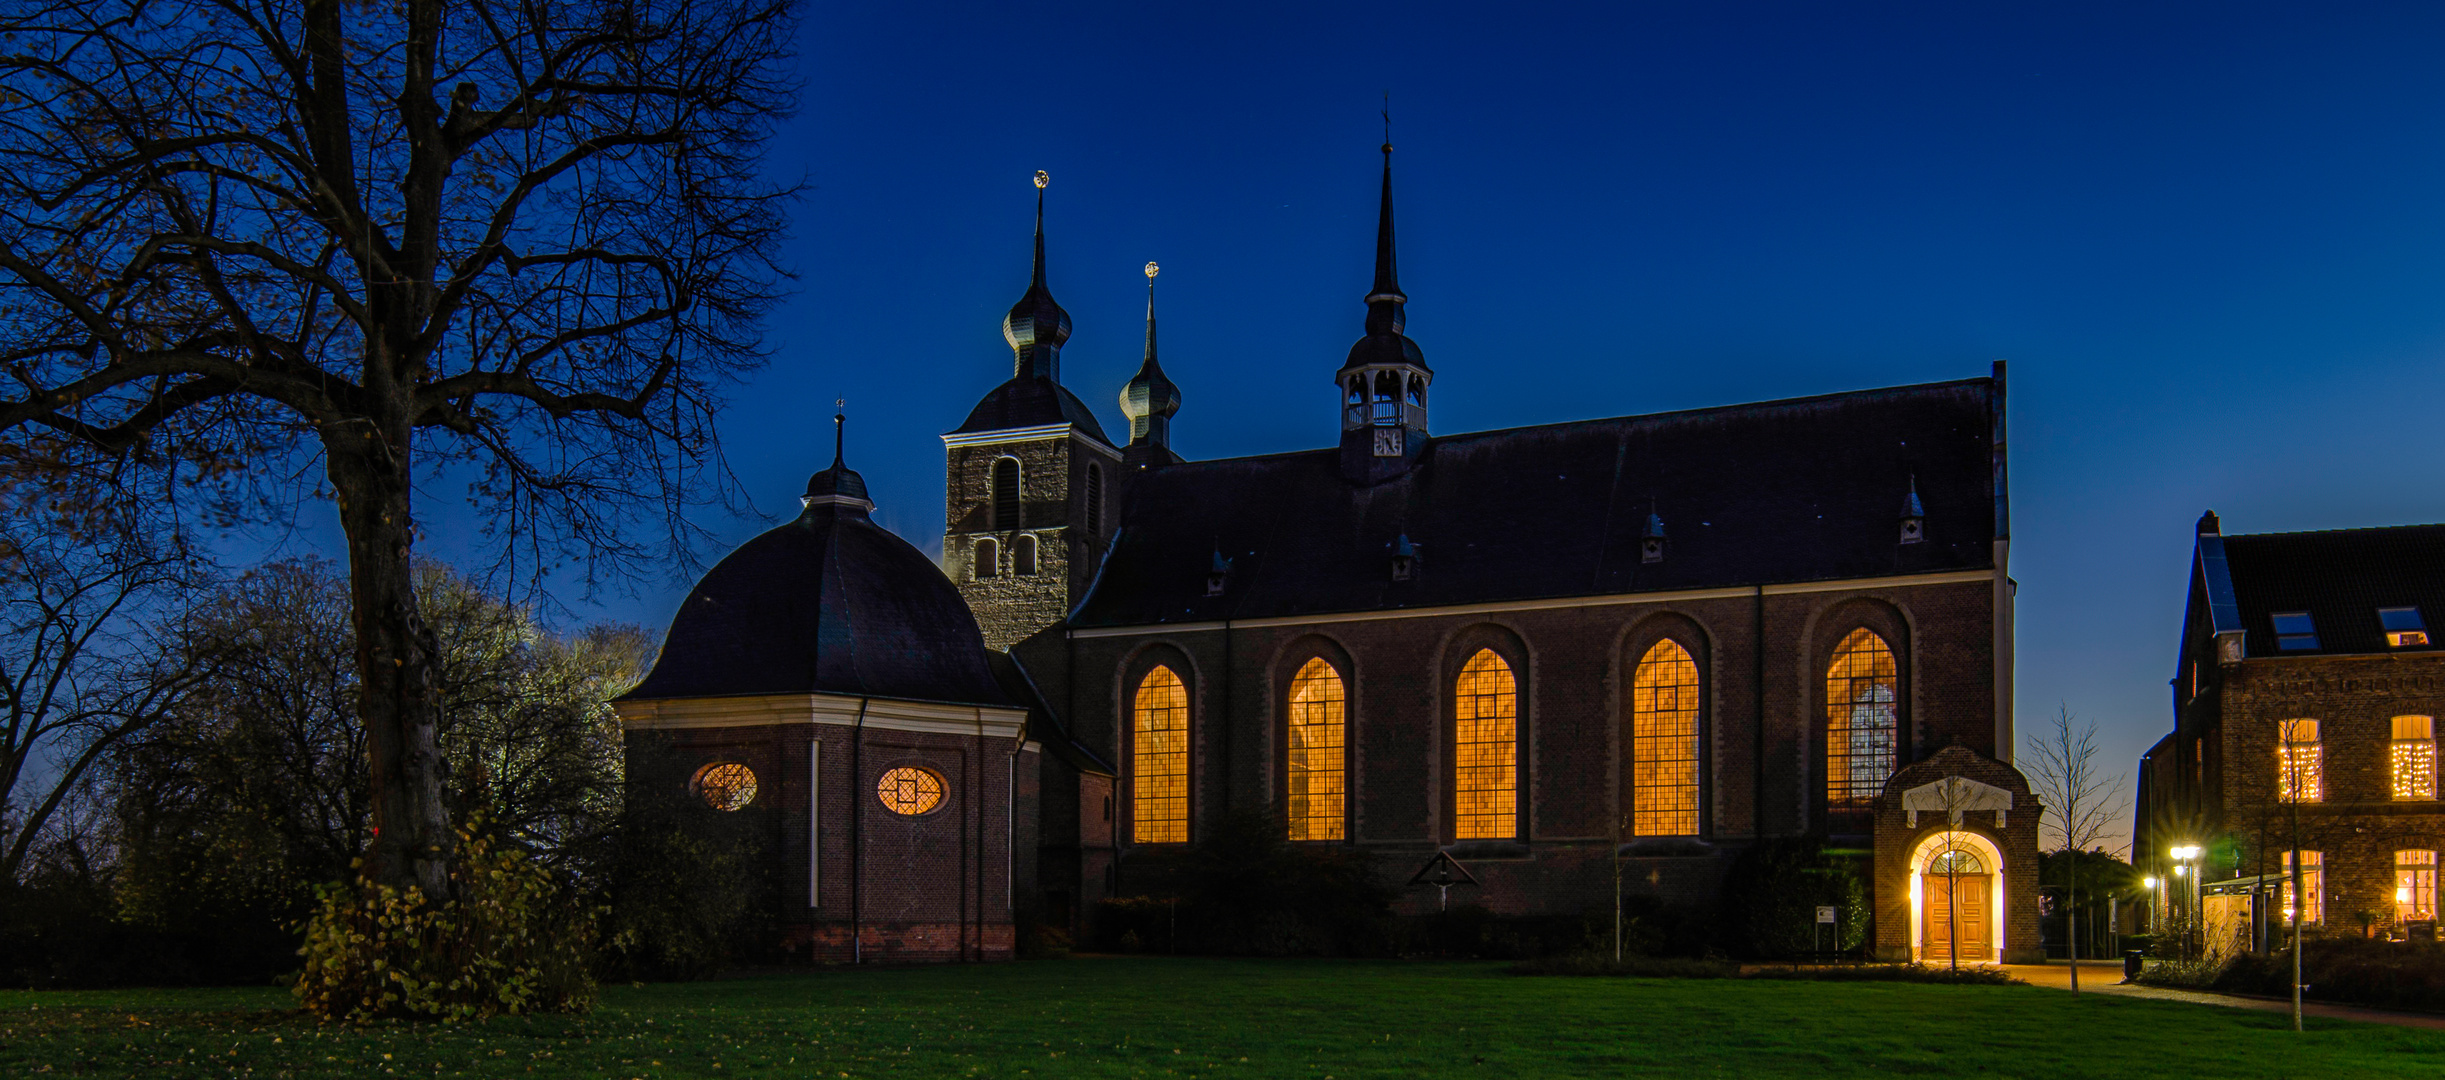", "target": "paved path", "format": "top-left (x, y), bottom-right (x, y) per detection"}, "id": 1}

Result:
top-left (2001, 962), bottom-right (2445, 1031)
